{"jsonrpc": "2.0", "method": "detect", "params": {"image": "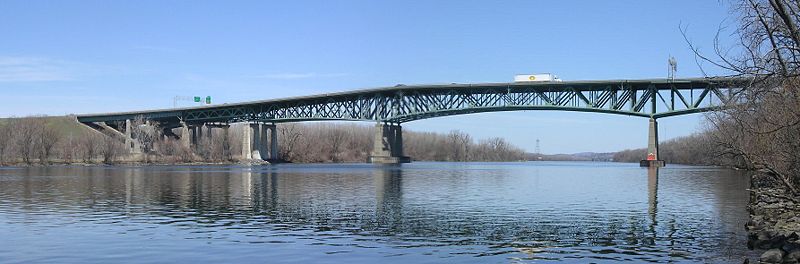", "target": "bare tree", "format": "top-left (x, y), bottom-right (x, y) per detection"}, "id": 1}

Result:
top-left (215, 127), bottom-right (234, 161)
top-left (14, 117), bottom-right (43, 164)
top-left (99, 134), bottom-right (124, 164)
top-left (37, 121), bottom-right (61, 164)
top-left (0, 120), bottom-right (14, 165)
top-left (58, 134), bottom-right (79, 163)
top-left (447, 130), bottom-right (472, 161)
top-left (79, 131), bottom-right (100, 163)
top-left (278, 123), bottom-right (303, 161)
top-left (686, 0), bottom-right (800, 194)
top-left (327, 126), bottom-right (347, 162)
